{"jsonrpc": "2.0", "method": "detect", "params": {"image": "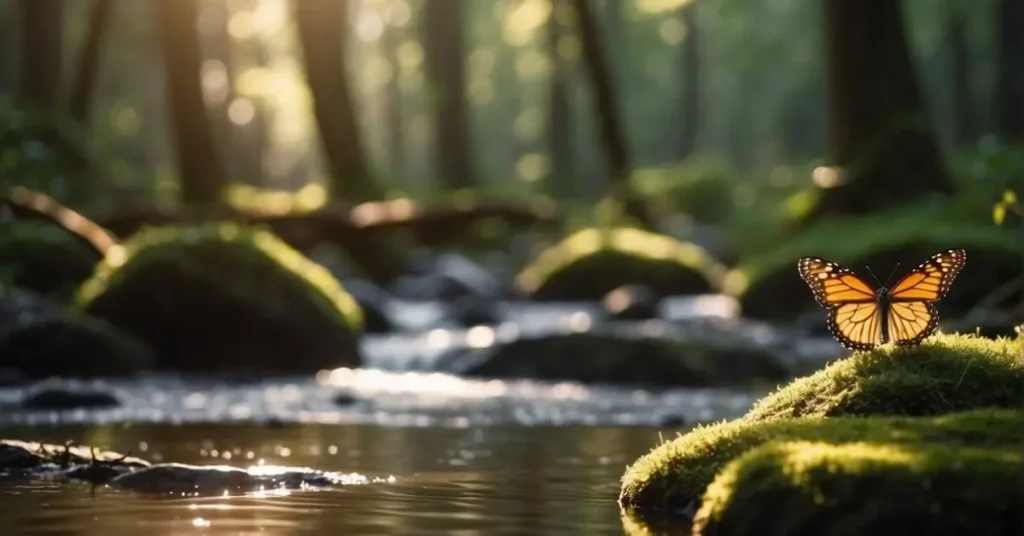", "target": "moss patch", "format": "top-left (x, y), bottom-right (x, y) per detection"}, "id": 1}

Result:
top-left (618, 408), bottom-right (1023, 518)
top-left (693, 440), bottom-right (1023, 536)
top-left (75, 223), bottom-right (363, 372)
top-left (745, 333), bottom-right (1023, 422)
top-left (0, 222), bottom-right (101, 300)
top-left (515, 227), bottom-right (727, 301)
top-left (724, 203), bottom-right (1020, 319)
